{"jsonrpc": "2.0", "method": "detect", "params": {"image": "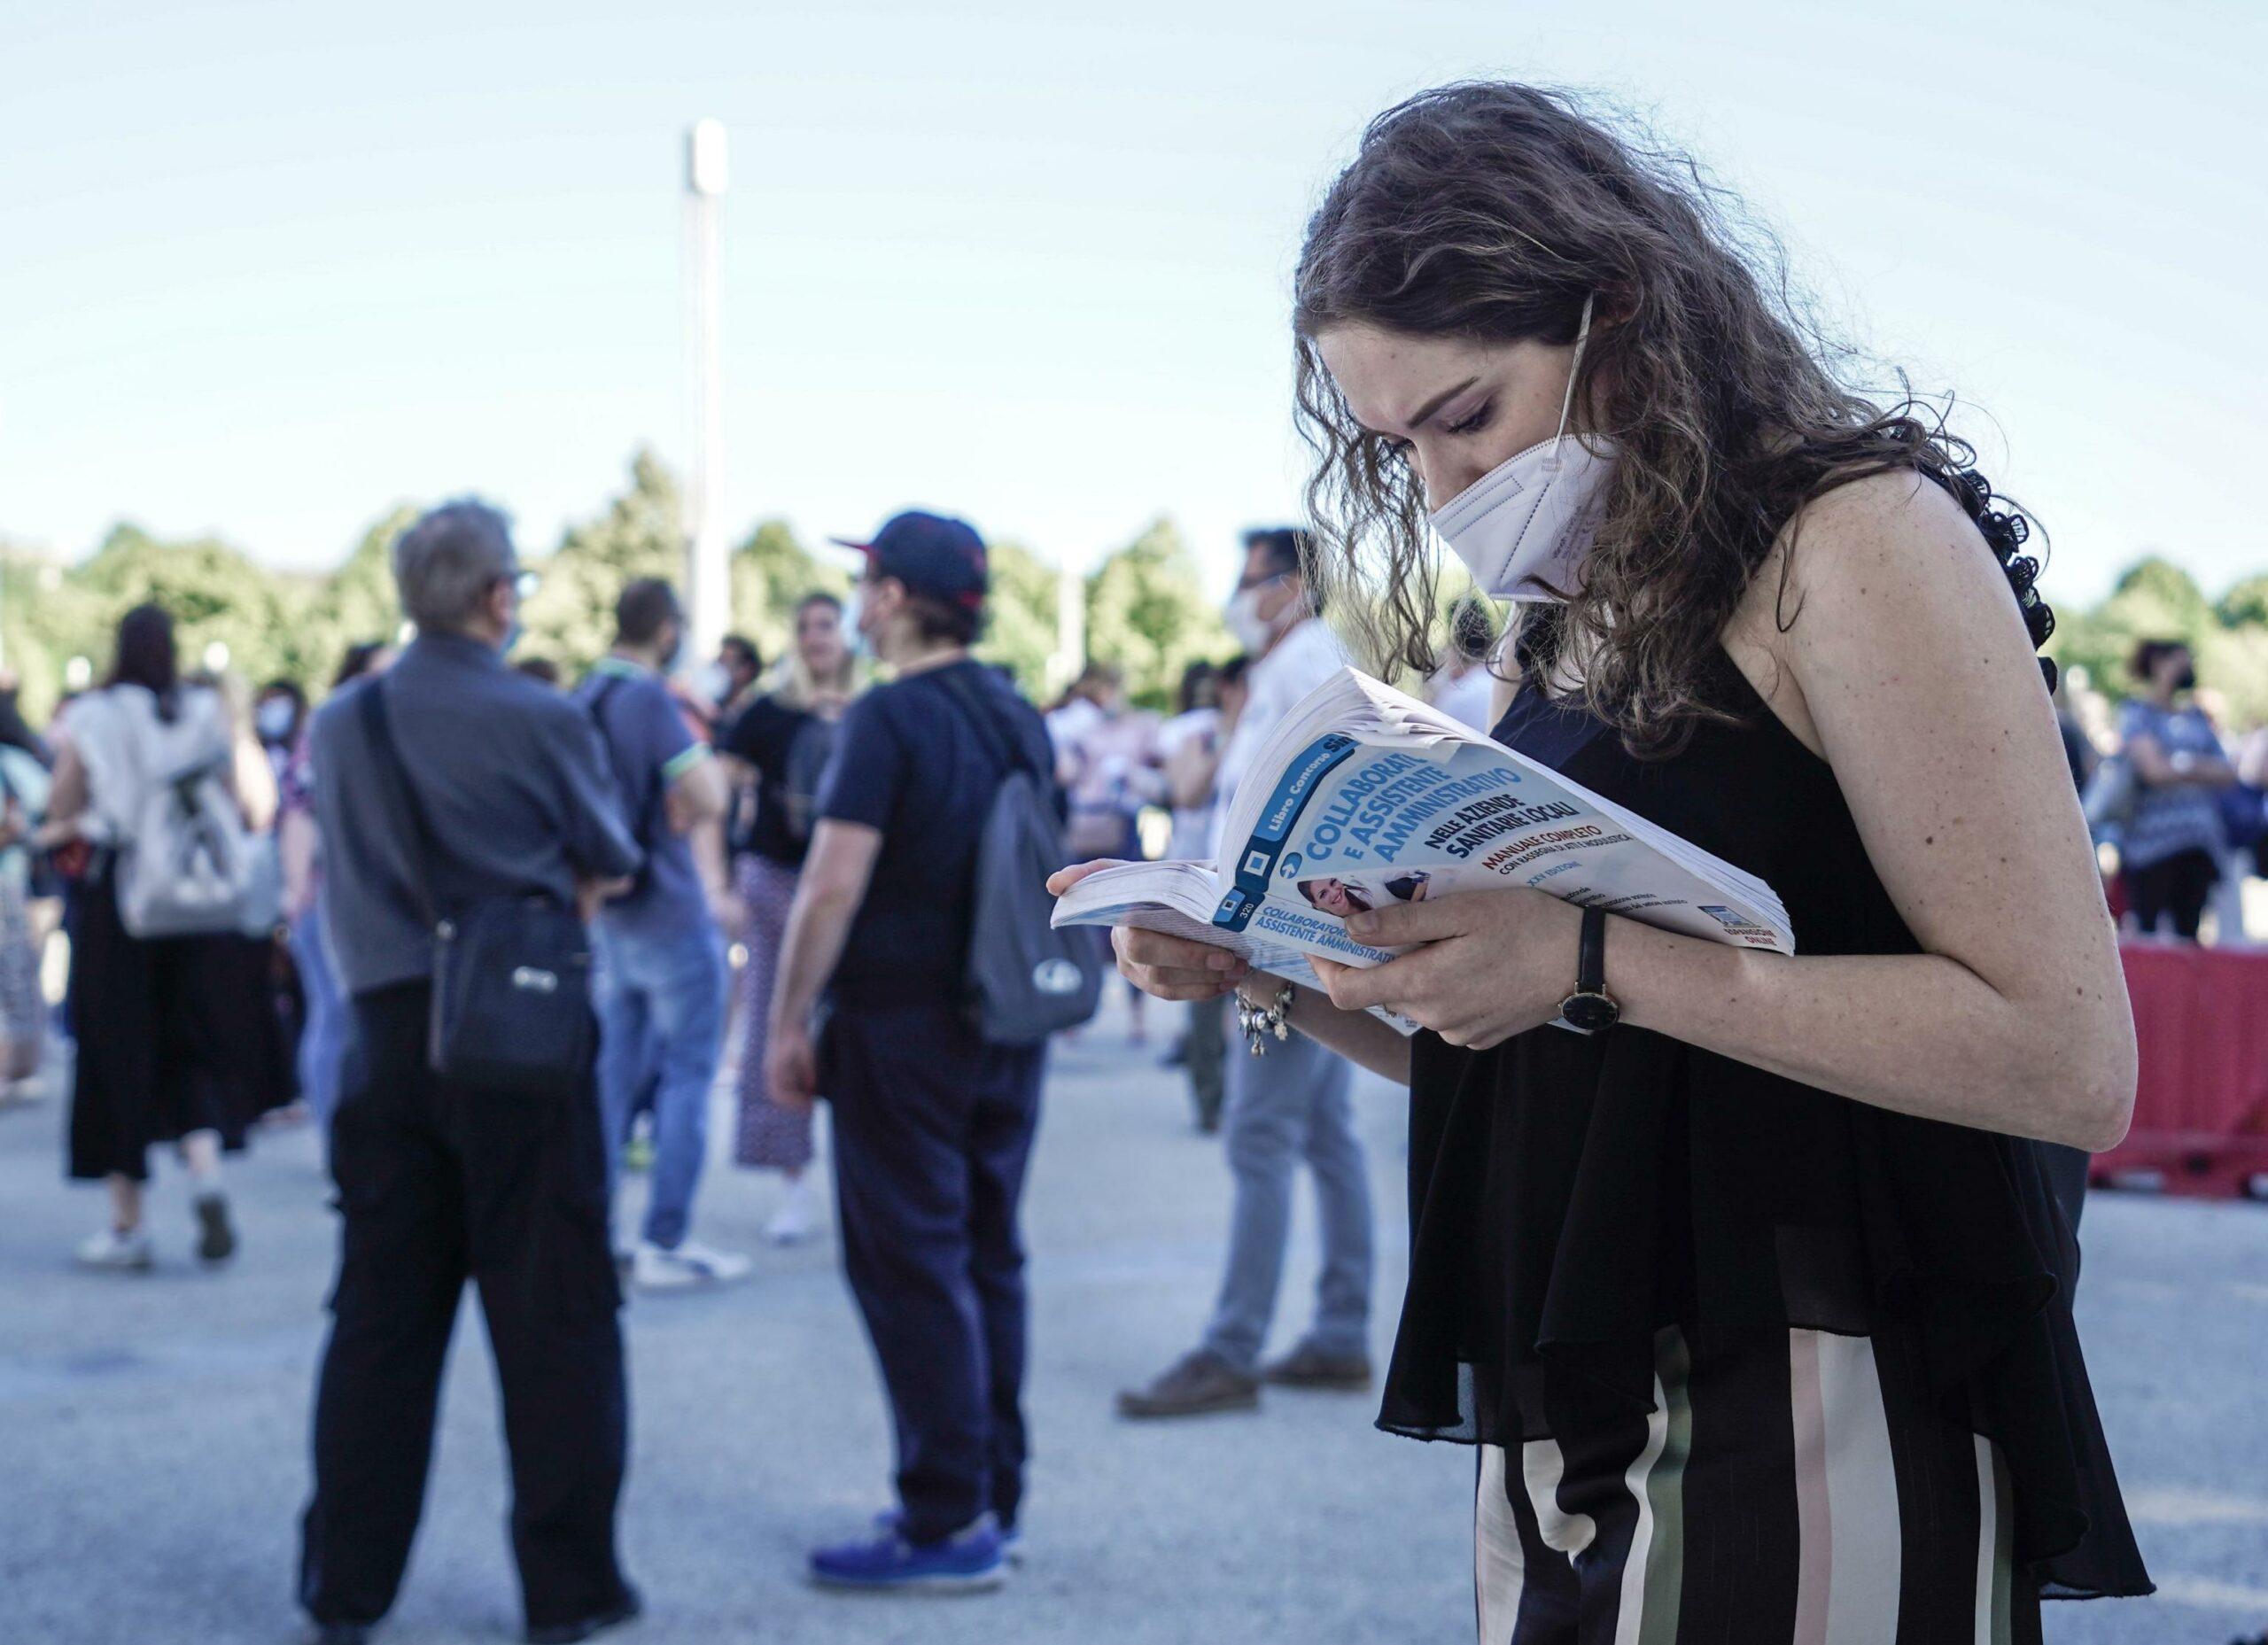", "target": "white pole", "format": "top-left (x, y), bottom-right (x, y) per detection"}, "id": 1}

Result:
top-left (1052, 550), bottom-right (1085, 699)
top-left (684, 119), bottom-right (730, 663)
